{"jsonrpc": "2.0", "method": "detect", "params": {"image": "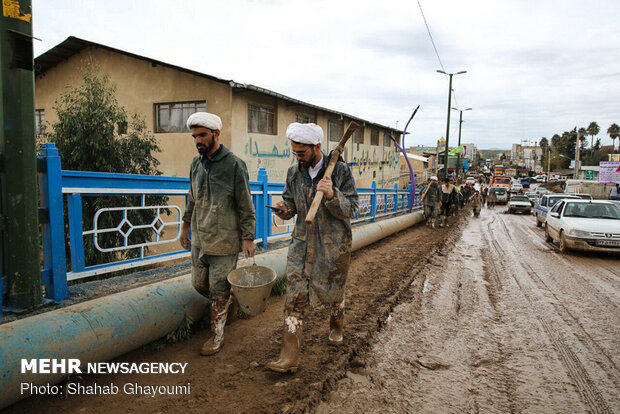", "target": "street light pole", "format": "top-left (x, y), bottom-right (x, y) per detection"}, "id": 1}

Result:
top-left (452, 107), bottom-right (472, 181)
top-left (437, 70), bottom-right (466, 180)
